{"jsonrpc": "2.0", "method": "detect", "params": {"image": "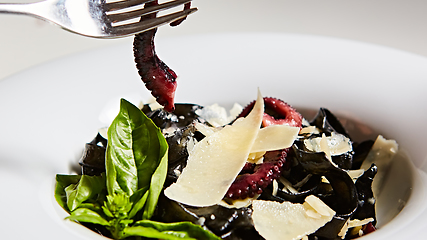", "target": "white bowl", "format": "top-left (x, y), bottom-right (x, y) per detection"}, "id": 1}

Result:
top-left (0, 33), bottom-right (426, 239)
